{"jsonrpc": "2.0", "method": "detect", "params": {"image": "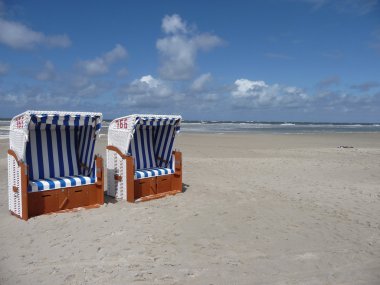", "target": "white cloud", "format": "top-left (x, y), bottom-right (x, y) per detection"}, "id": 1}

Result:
top-left (232, 79), bottom-right (269, 98)
top-left (162, 14), bottom-right (187, 34)
top-left (120, 75), bottom-right (187, 110)
top-left (204, 93), bottom-right (218, 101)
top-left (104, 44), bottom-right (127, 62)
top-left (35, 61), bottom-right (55, 81)
top-left (0, 18), bottom-right (71, 49)
top-left (157, 14), bottom-right (223, 80)
top-left (78, 44), bottom-right (127, 76)
top-left (191, 73), bottom-right (212, 91)
top-left (126, 75), bottom-right (172, 97)
top-left (117, 67), bottom-right (128, 77)
top-left (0, 62), bottom-right (9, 75)
top-left (232, 78), bottom-right (309, 107)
